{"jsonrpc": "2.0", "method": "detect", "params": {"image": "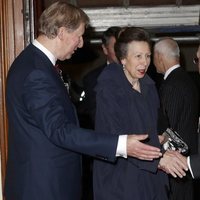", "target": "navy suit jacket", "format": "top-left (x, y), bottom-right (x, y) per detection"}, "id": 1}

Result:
top-left (5, 44), bottom-right (118, 200)
top-left (190, 73), bottom-right (200, 179)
